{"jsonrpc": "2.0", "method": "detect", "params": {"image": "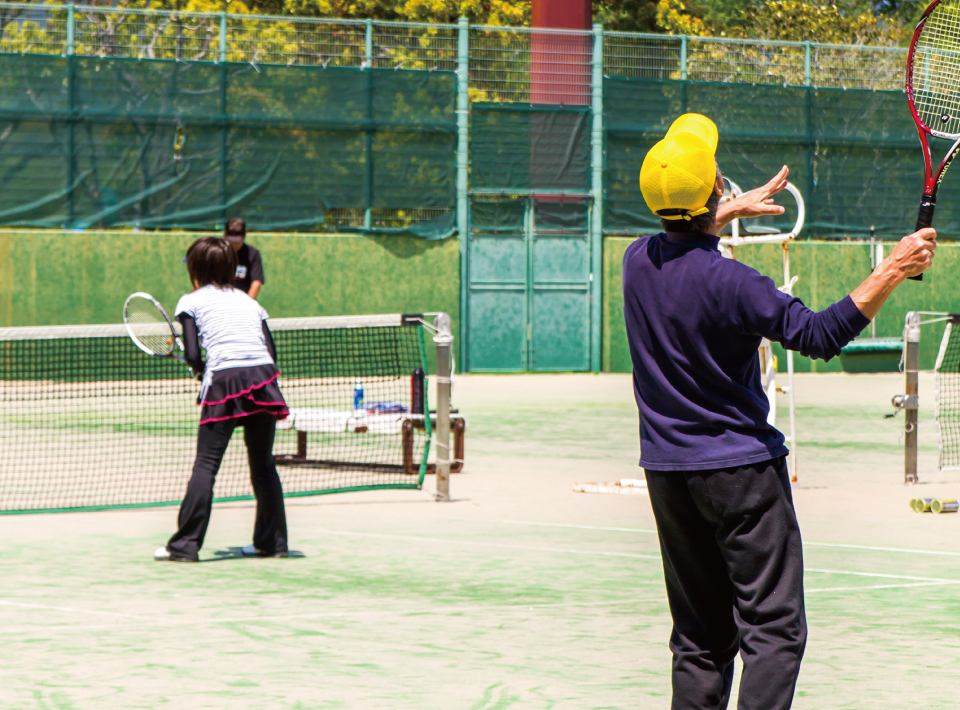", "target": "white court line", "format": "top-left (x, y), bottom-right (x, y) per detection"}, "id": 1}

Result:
top-left (483, 519), bottom-right (960, 559)
top-left (805, 568), bottom-right (960, 584)
top-left (311, 528), bottom-right (662, 560)
top-left (210, 596), bottom-right (668, 625)
top-left (492, 520), bottom-right (658, 535)
top-left (0, 599), bottom-right (146, 619)
top-left (807, 581), bottom-right (957, 593)
top-left (317, 529), bottom-right (960, 583)
top-left (4, 597), bottom-right (670, 634)
top-left (803, 541), bottom-right (960, 557)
